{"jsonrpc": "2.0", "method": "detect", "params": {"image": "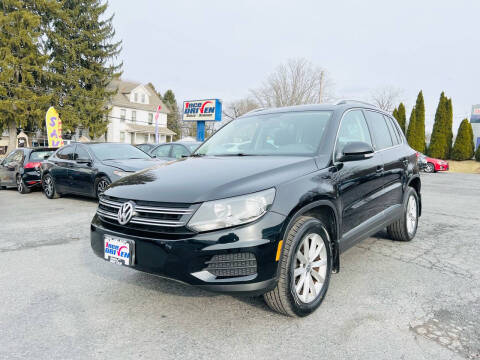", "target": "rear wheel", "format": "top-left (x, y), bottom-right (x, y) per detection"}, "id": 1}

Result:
top-left (95, 176), bottom-right (111, 198)
top-left (425, 163), bottom-right (435, 173)
top-left (43, 174), bottom-right (60, 199)
top-left (387, 187), bottom-right (419, 241)
top-left (16, 174), bottom-right (30, 194)
top-left (263, 216), bottom-right (332, 317)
